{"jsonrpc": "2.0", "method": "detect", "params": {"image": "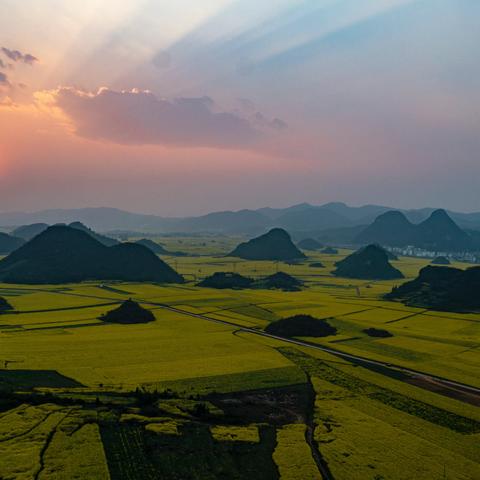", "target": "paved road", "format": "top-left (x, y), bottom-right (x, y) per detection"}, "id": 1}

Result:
top-left (144, 301), bottom-right (480, 400)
